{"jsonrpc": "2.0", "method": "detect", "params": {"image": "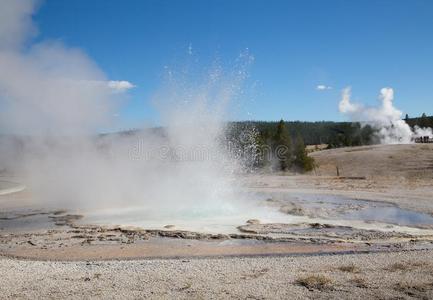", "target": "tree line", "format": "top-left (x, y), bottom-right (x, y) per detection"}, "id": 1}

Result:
top-left (226, 120), bottom-right (315, 173)
top-left (226, 114), bottom-right (433, 172)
